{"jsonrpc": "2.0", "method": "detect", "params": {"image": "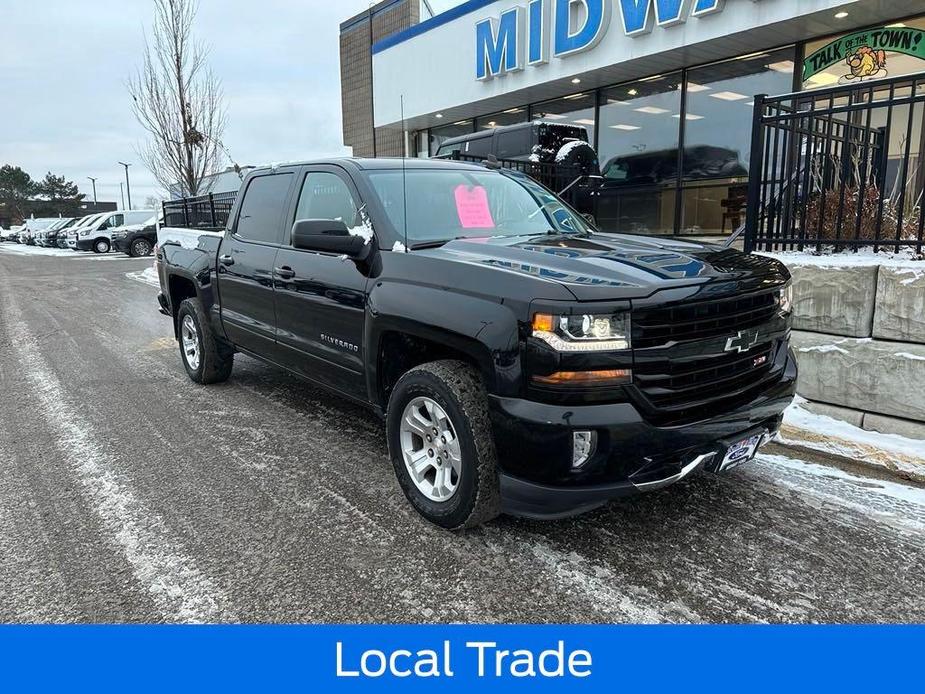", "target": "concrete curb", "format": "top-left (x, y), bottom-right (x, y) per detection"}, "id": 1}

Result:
top-left (777, 423), bottom-right (925, 485)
